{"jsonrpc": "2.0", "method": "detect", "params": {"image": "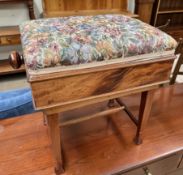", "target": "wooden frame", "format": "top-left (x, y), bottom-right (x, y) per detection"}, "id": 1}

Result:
top-left (10, 51), bottom-right (176, 174)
